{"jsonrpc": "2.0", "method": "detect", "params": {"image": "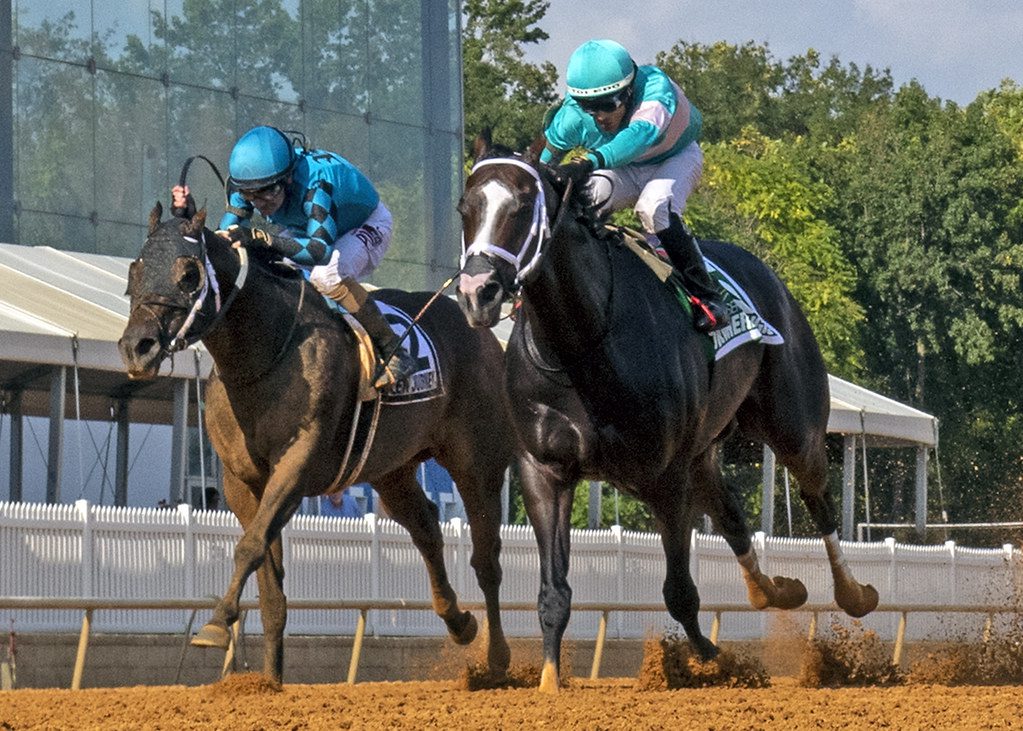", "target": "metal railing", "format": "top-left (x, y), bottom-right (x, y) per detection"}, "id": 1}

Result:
top-left (0, 596), bottom-right (1015, 690)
